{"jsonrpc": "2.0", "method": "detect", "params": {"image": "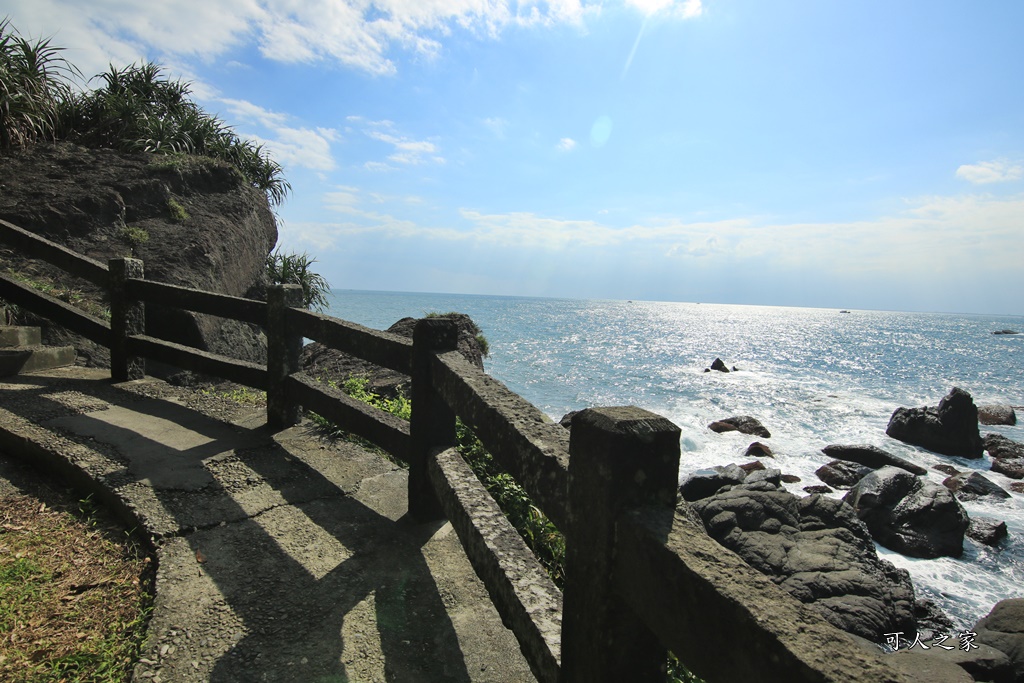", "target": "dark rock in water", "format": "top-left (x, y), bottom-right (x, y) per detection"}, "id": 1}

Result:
top-left (559, 410), bottom-right (580, 430)
top-left (1011, 482), bottom-right (1024, 495)
top-left (803, 485), bottom-right (834, 494)
top-left (974, 599), bottom-right (1024, 683)
top-left (967, 517), bottom-right (1009, 547)
top-left (745, 441), bottom-right (774, 458)
top-left (979, 405), bottom-right (1017, 426)
top-left (915, 598), bottom-right (955, 642)
top-left (985, 433), bottom-right (1024, 460)
top-left (301, 313), bottom-right (487, 399)
top-left (745, 467), bottom-right (781, 487)
top-left (822, 444), bottom-right (927, 475)
top-left (387, 314), bottom-right (485, 369)
top-left (678, 464), bottom-right (747, 502)
top-left (933, 464), bottom-right (961, 476)
top-left (709, 357), bottom-right (730, 372)
top-left (885, 388), bottom-right (983, 459)
top-left (816, 460), bottom-right (874, 489)
top-left (709, 415), bottom-right (771, 438)
top-left (690, 486), bottom-right (916, 641)
top-left (780, 473), bottom-right (801, 483)
top-left (843, 466), bottom-right (968, 559)
top-left (992, 457), bottom-right (1024, 480)
top-left (943, 471), bottom-right (1011, 501)
top-left (993, 329), bottom-right (1020, 335)
top-left (738, 460), bottom-right (766, 473)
